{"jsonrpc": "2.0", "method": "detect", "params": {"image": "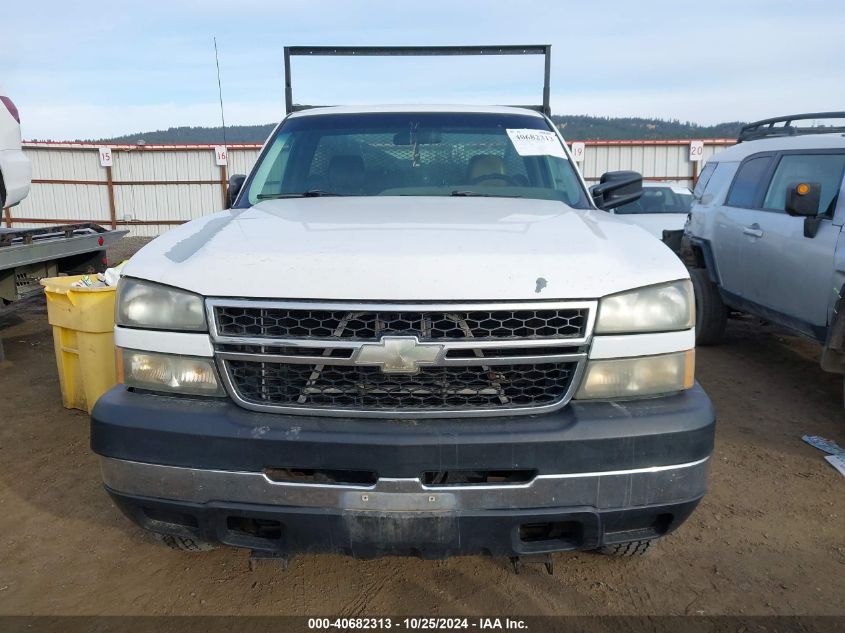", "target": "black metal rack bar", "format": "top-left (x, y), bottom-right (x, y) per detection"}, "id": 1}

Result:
top-left (283, 45), bottom-right (552, 116)
top-left (738, 111), bottom-right (845, 142)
